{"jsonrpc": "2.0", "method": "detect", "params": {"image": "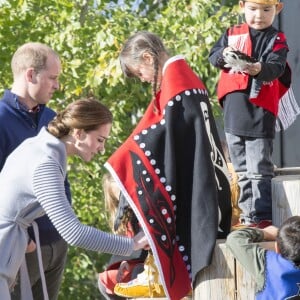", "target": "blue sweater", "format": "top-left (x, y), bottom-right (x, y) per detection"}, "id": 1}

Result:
top-left (0, 89), bottom-right (71, 244)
